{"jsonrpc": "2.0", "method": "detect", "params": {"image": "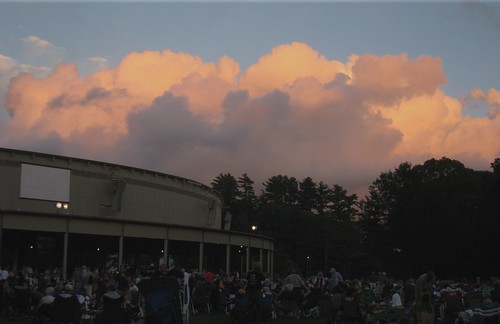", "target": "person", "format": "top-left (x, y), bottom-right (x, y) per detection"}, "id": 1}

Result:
top-left (470, 297), bottom-right (500, 324)
top-left (246, 262), bottom-right (266, 323)
top-left (281, 268), bottom-right (310, 318)
top-left (329, 267), bottom-right (343, 291)
top-left (33, 286), bottom-right (56, 323)
top-left (415, 293), bottom-right (435, 324)
top-left (231, 288), bottom-right (249, 322)
top-left (391, 288), bottom-right (403, 307)
top-left (138, 268), bottom-right (184, 324)
top-left (311, 271), bottom-right (327, 293)
top-left (415, 271), bottom-right (436, 309)
top-left (94, 281), bottom-right (130, 323)
top-left (261, 286), bottom-right (276, 322)
top-left (403, 278), bottom-right (416, 307)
